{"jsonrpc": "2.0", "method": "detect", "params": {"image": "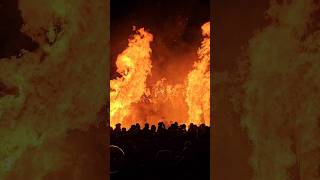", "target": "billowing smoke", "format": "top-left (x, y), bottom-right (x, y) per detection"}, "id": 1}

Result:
top-left (0, 0), bottom-right (108, 179)
top-left (243, 0), bottom-right (320, 179)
